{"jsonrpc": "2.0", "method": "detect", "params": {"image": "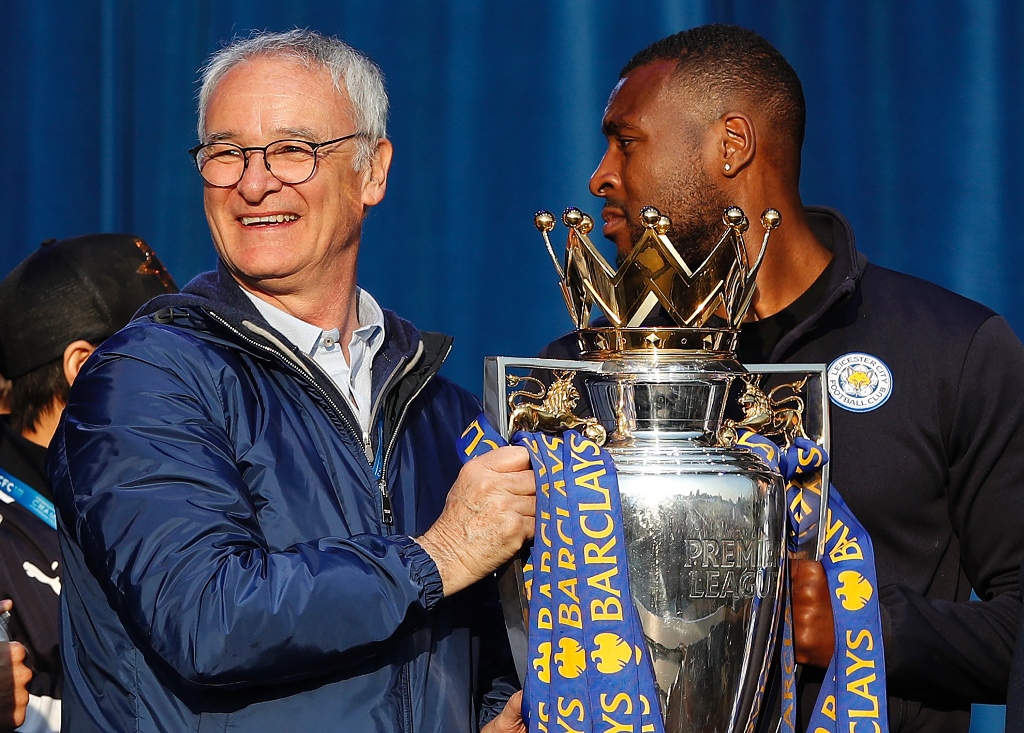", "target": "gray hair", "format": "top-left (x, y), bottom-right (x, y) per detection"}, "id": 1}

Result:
top-left (197, 29), bottom-right (388, 169)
